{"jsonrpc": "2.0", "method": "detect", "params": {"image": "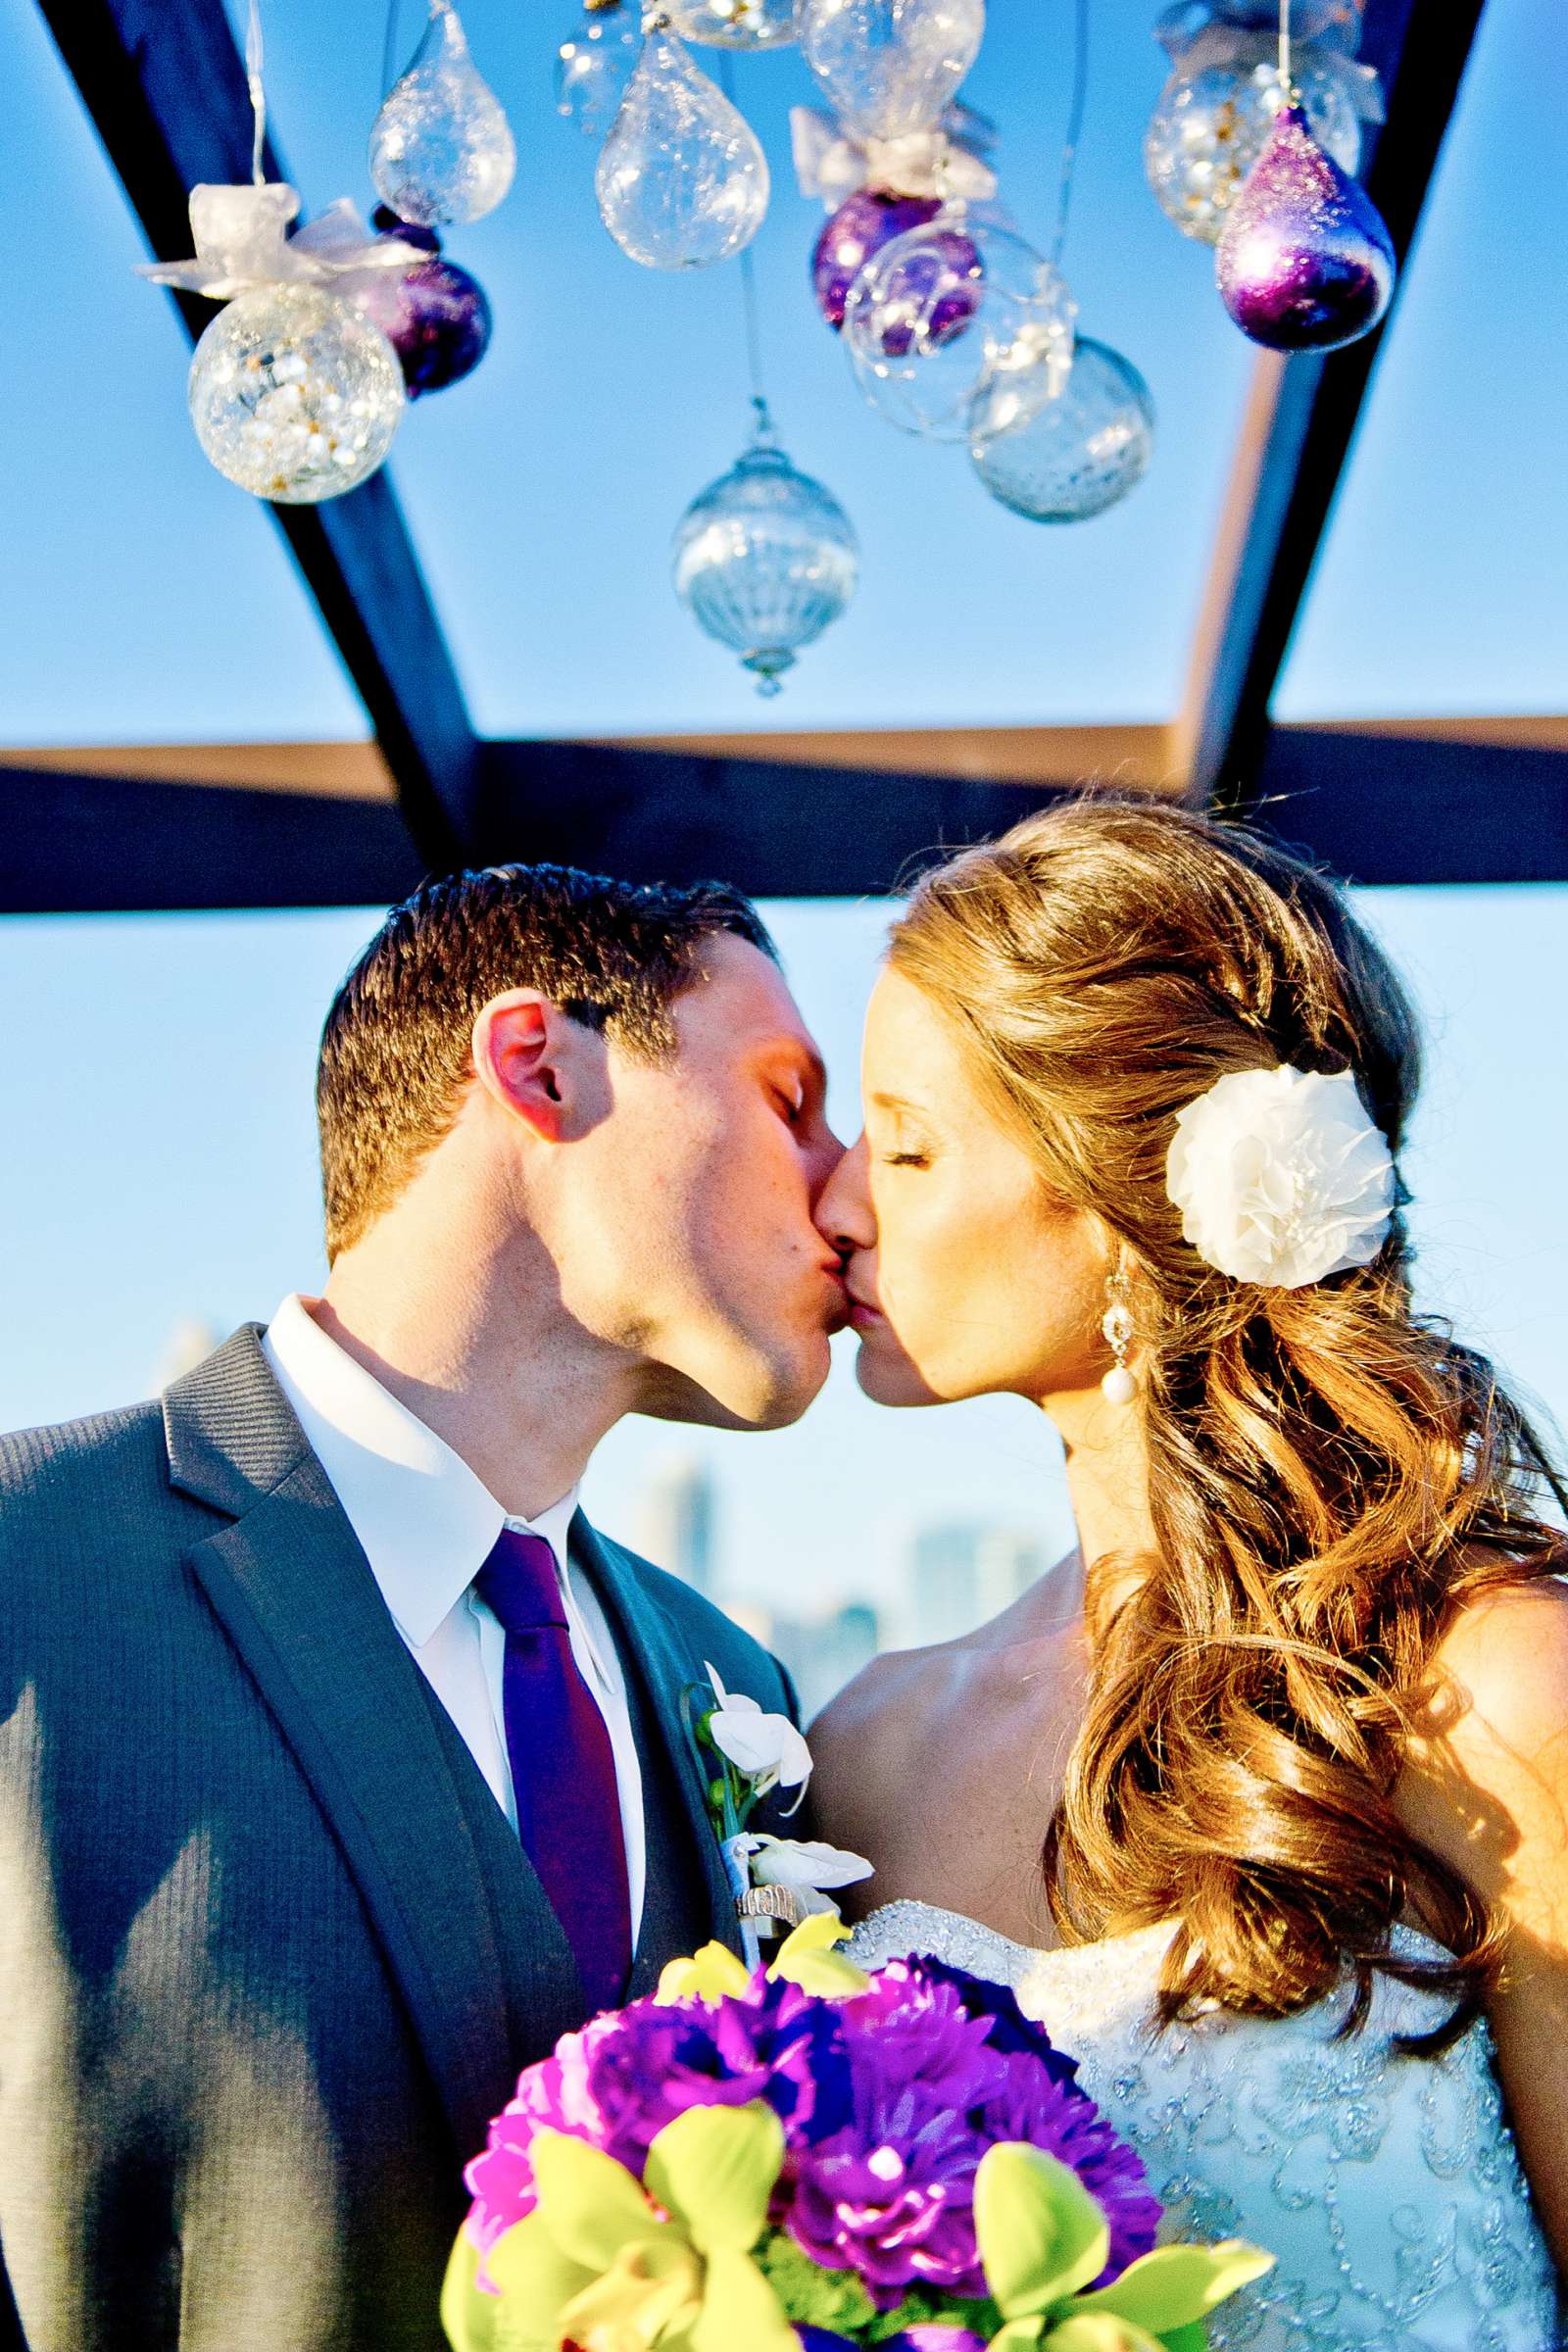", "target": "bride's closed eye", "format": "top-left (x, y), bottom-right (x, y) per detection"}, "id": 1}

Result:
top-left (880, 1151), bottom-right (930, 1168)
